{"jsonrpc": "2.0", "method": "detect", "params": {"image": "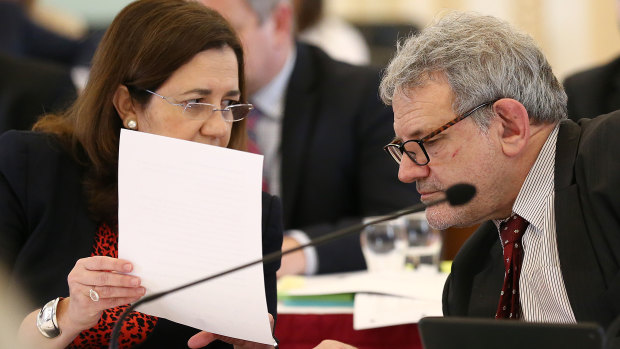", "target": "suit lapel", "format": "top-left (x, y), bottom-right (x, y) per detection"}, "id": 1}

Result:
top-left (554, 120), bottom-right (607, 322)
top-left (447, 221), bottom-right (504, 317)
top-left (280, 44), bottom-right (320, 226)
